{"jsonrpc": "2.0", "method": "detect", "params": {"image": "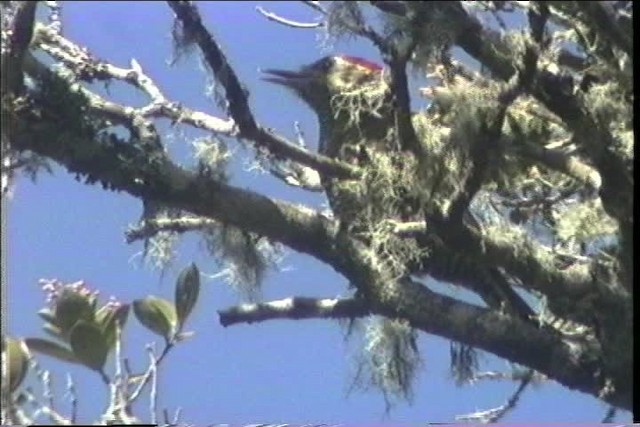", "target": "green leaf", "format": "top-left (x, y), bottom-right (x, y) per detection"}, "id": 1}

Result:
top-left (175, 263), bottom-right (200, 328)
top-left (54, 290), bottom-right (95, 337)
top-left (133, 296), bottom-right (178, 341)
top-left (42, 323), bottom-right (64, 340)
top-left (3, 337), bottom-right (30, 392)
top-left (39, 308), bottom-right (64, 340)
top-left (69, 321), bottom-right (108, 371)
top-left (37, 308), bottom-right (58, 327)
top-left (24, 337), bottom-right (79, 365)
